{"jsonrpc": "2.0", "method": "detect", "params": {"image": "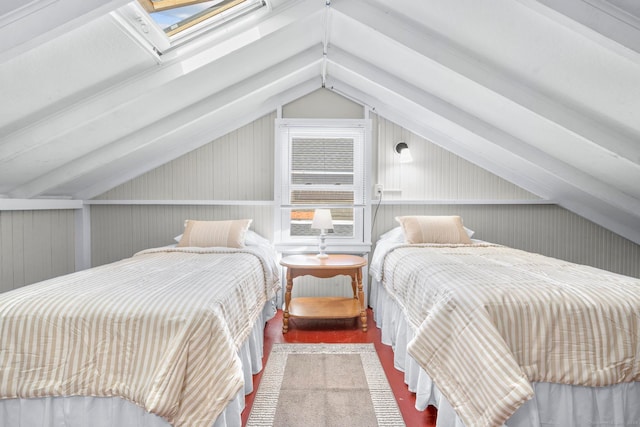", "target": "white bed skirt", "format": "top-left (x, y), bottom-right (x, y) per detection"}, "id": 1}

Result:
top-left (0, 300), bottom-right (277, 427)
top-left (369, 279), bottom-right (640, 427)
